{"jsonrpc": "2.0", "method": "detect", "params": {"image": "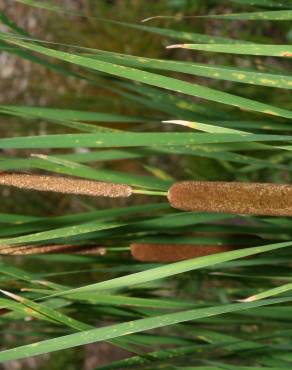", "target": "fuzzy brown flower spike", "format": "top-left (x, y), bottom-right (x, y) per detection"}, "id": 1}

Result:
top-left (0, 244), bottom-right (107, 255)
top-left (168, 181), bottom-right (292, 216)
top-left (131, 243), bottom-right (235, 262)
top-left (0, 173), bottom-right (132, 198)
